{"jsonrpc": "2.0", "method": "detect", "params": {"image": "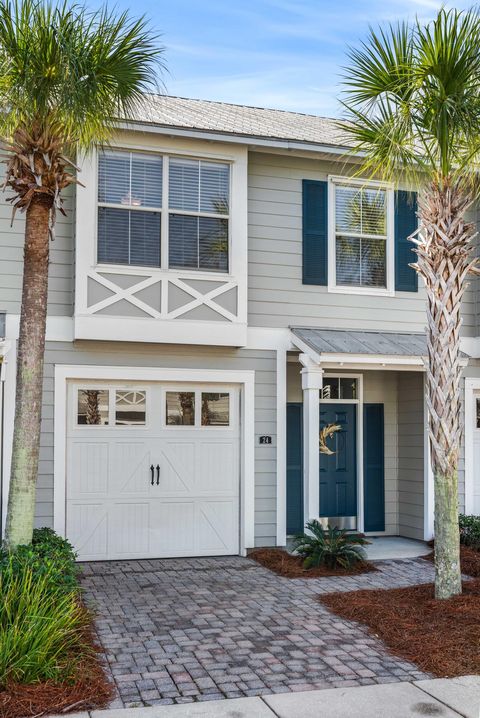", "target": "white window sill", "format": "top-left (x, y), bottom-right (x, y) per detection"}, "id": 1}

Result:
top-left (94, 263), bottom-right (233, 280)
top-left (327, 284), bottom-right (395, 298)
